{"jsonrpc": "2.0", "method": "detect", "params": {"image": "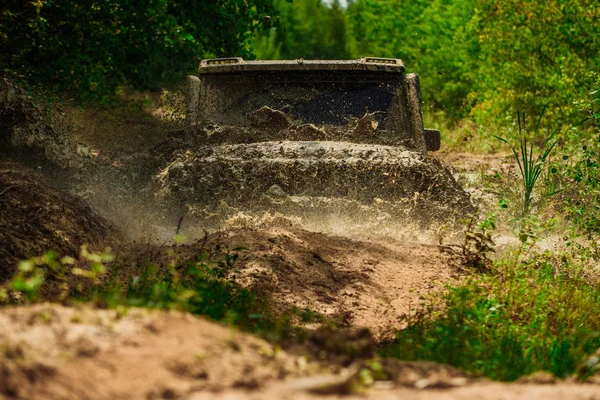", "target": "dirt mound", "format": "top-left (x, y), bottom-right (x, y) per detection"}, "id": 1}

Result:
top-left (0, 162), bottom-right (119, 281)
top-left (168, 227), bottom-right (460, 339)
top-left (0, 303), bottom-right (312, 400)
